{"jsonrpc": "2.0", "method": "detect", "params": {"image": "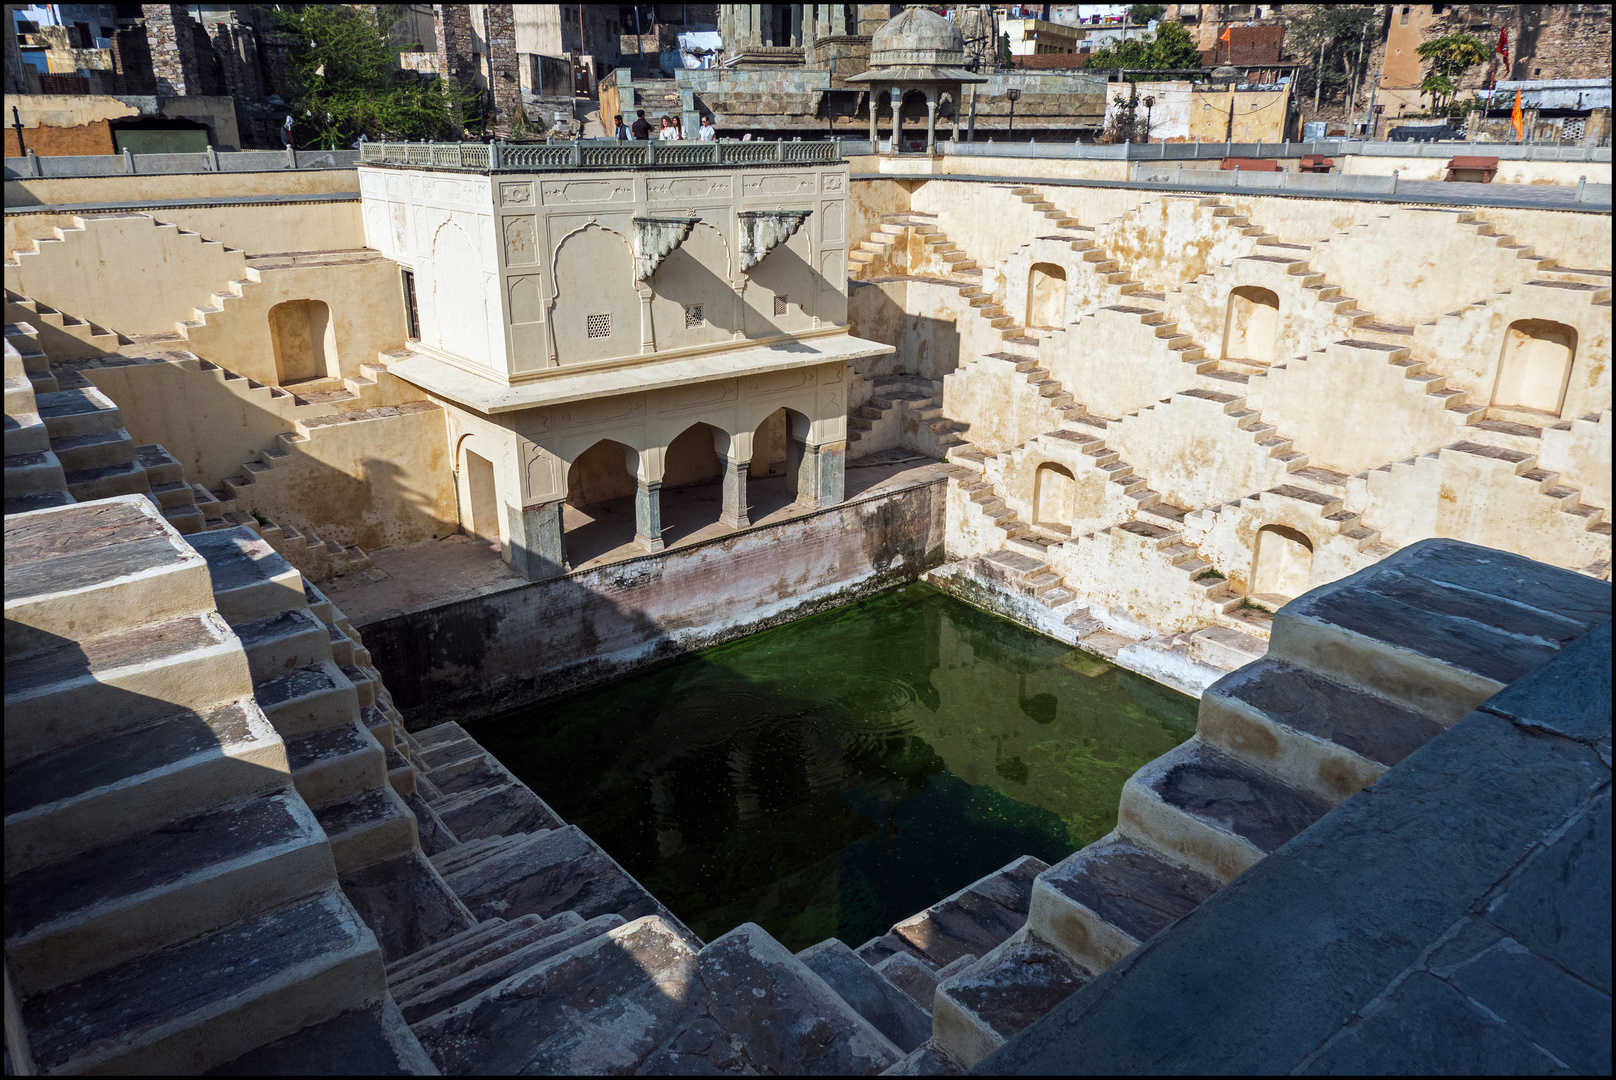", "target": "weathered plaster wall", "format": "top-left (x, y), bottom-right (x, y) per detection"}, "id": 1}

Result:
top-left (3, 168), bottom-right (359, 209)
top-left (356, 478), bottom-right (948, 722)
top-left (1335, 154), bottom-right (1610, 186)
top-left (5, 200), bottom-right (364, 261)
